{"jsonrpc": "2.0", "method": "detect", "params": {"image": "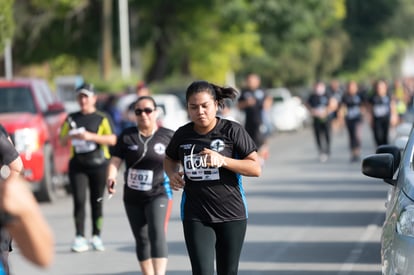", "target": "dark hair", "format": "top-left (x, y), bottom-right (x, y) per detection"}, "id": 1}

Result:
top-left (76, 82), bottom-right (95, 93)
top-left (185, 80), bottom-right (239, 108)
top-left (134, 96), bottom-right (157, 109)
